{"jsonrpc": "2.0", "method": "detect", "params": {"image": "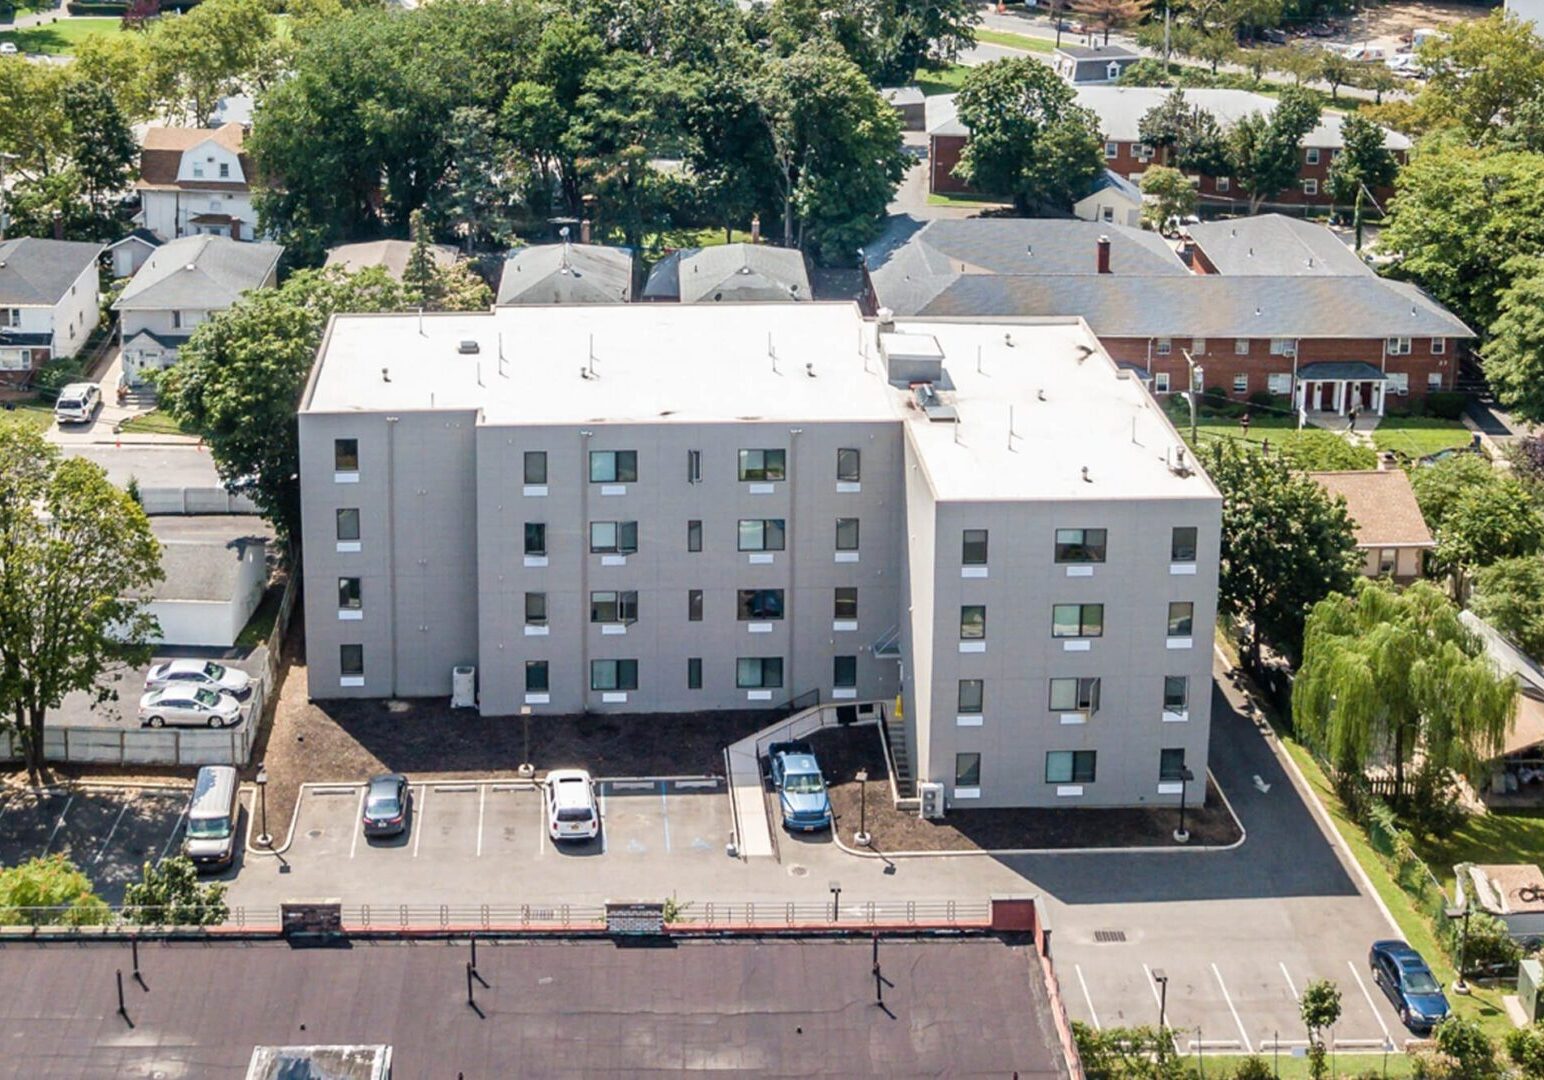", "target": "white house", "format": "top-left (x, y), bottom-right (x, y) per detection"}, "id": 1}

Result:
top-left (113, 235), bottom-right (282, 387)
top-left (123, 516), bottom-right (272, 648)
top-left (105, 229), bottom-right (162, 280)
top-left (0, 237), bottom-right (103, 388)
top-left (136, 123), bottom-right (259, 243)
top-left (1074, 169), bottom-right (1144, 227)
